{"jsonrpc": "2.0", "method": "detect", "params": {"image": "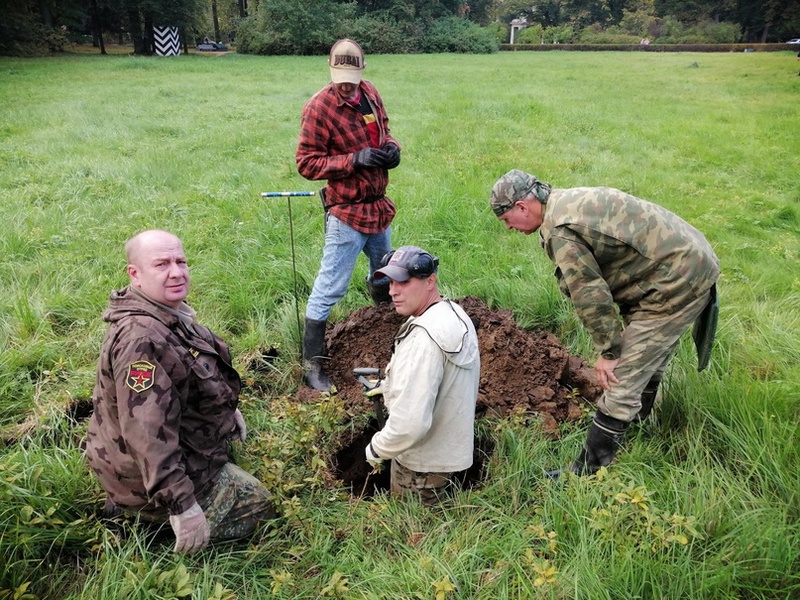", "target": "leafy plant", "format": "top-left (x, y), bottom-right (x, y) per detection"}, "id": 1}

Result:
top-left (120, 561), bottom-right (194, 599)
top-left (588, 468), bottom-right (702, 555)
top-left (319, 572), bottom-right (349, 597)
